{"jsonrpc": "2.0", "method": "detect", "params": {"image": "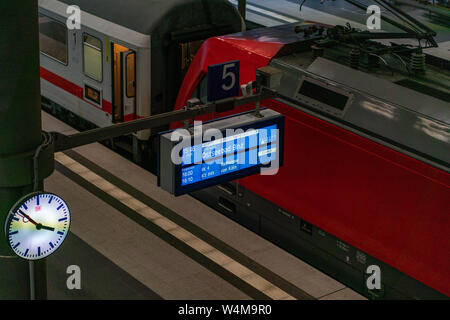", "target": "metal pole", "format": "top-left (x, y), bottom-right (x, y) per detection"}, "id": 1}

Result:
top-left (29, 261), bottom-right (36, 300)
top-left (0, 0), bottom-right (47, 299)
top-left (238, 0), bottom-right (247, 20)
